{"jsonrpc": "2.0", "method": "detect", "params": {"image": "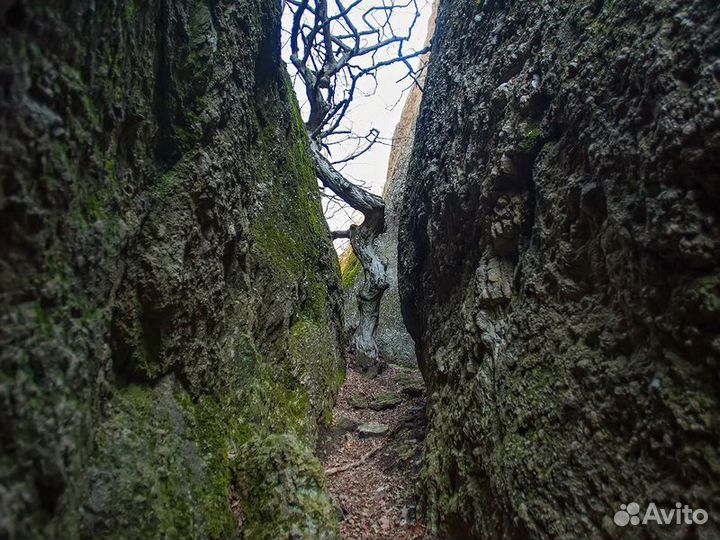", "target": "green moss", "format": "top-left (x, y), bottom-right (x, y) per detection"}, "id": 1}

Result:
top-left (304, 275), bottom-right (329, 319)
top-left (233, 434), bottom-right (339, 540)
top-left (253, 73), bottom-right (332, 262)
top-left (251, 115), bottom-right (314, 278)
top-left (520, 122), bottom-right (542, 152)
top-left (81, 93), bottom-right (101, 127)
top-left (150, 150), bottom-right (201, 201)
top-left (124, 0), bottom-right (138, 24)
top-left (176, 126), bottom-right (195, 148)
top-left (340, 248), bottom-right (362, 289)
top-left (85, 194), bottom-right (104, 222)
top-left (69, 149), bottom-right (123, 228)
top-left (250, 70), bottom-right (342, 385)
top-left (34, 303), bottom-right (54, 336)
top-left (153, 170), bottom-right (180, 199)
top-left (83, 379), bottom-right (238, 539)
top-left (288, 317), bottom-right (344, 429)
top-left (253, 219), bottom-right (305, 276)
top-left (177, 395), bottom-right (237, 538)
top-left (255, 75), bottom-right (345, 438)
